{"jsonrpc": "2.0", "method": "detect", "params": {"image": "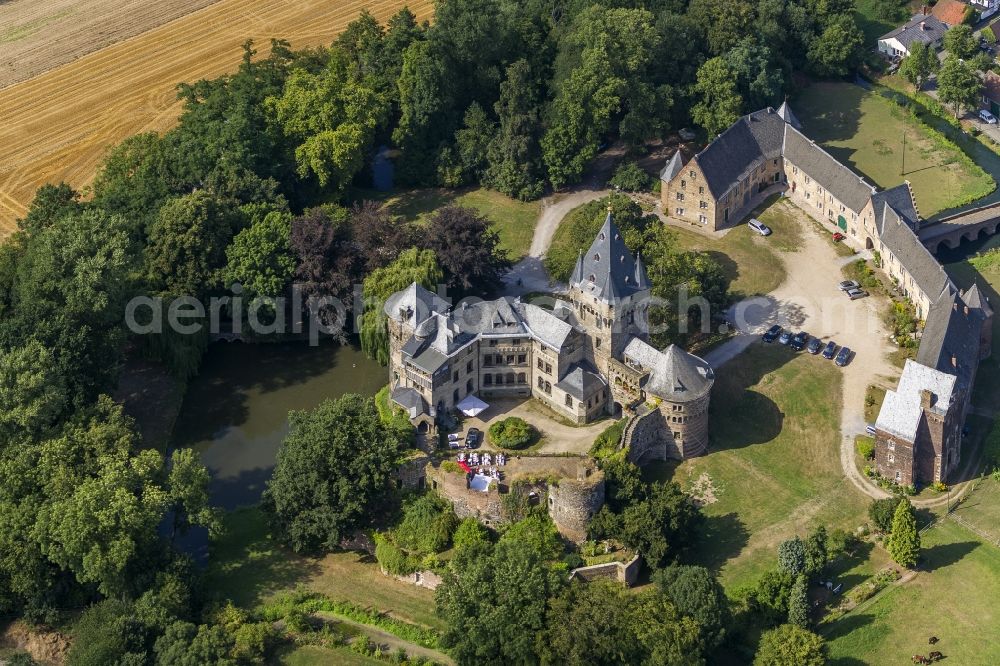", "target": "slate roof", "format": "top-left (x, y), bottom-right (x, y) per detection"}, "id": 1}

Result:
top-left (776, 101), bottom-right (801, 130)
top-left (879, 14), bottom-right (949, 49)
top-left (693, 107), bottom-right (787, 199)
top-left (456, 297), bottom-right (526, 338)
top-left (516, 302), bottom-right (574, 351)
top-left (570, 212), bottom-right (648, 304)
top-left (870, 183), bottom-right (919, 233)
top-left (556, 362), bottom-right (607, 400)
top-left (783, 126), bottom-right (877, 212)
top-left (384, 282), bottom-right (449, 324)
top-left (916, 288), bottom-right (985, 392)
top-left (876, 359), bottom-right (957, 442)
top-left (623, 339), bottom-right (715, 403)
top-left (660, 151), bottom-right (684, 182)
top-left (964, 283), bottom-right (993, 317)
top-left (391, 386), bottom-right (429, 419)
top-left (879, 206), bottom-right (952, 300)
